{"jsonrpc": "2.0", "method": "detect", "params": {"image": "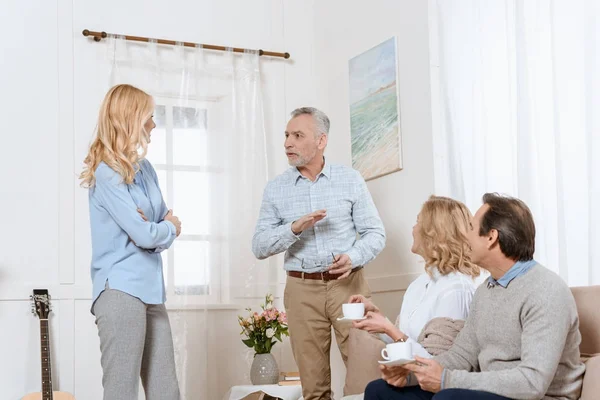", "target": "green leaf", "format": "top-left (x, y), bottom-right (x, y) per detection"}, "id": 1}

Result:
top-left (242, 338), bottom-right (255, 348)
